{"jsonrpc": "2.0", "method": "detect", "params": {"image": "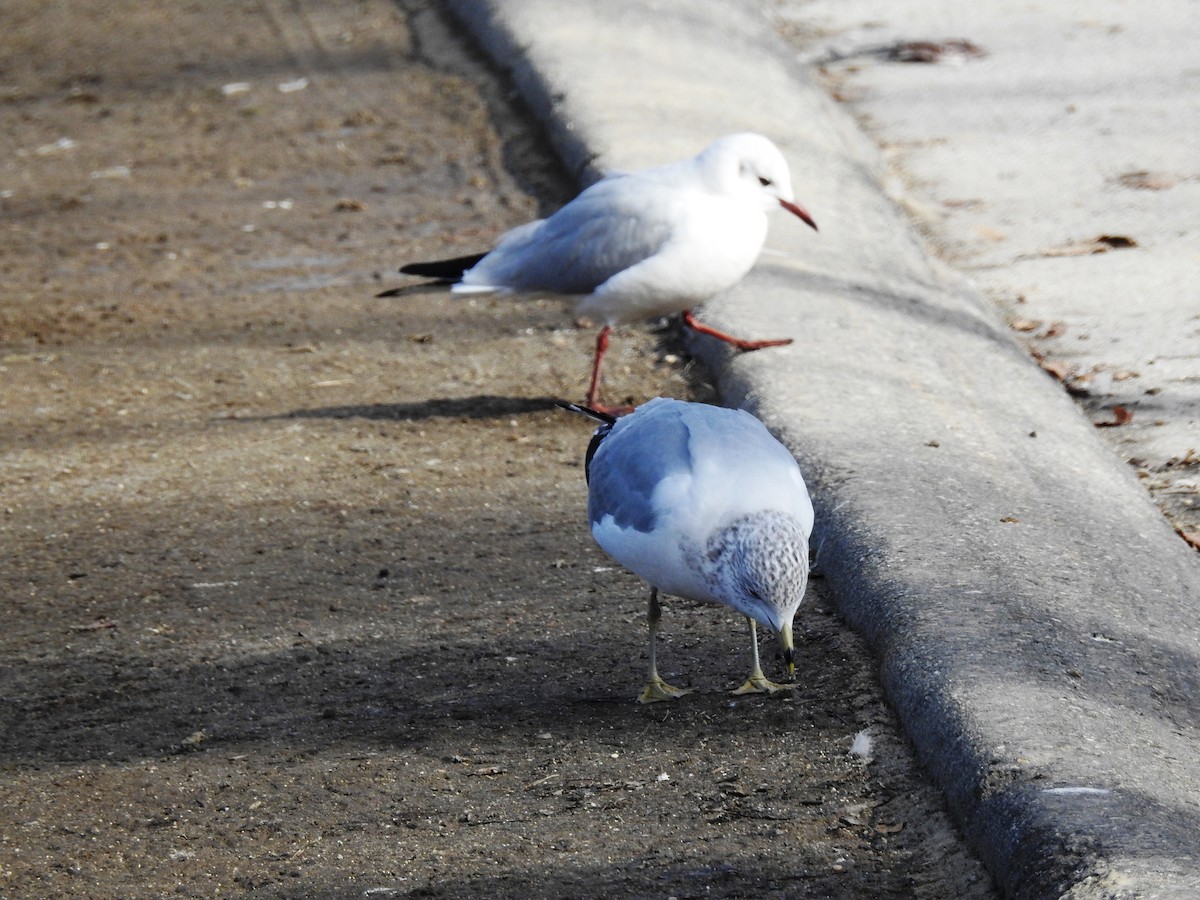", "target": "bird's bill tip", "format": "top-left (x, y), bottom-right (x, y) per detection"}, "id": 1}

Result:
top-left (780, 198), bottom-right (819, 231)
top-left (779, 622), bottom-right (797, 679)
